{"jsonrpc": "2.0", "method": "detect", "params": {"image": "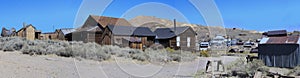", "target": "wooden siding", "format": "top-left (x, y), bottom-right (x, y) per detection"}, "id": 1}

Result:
top-left (156, 27), bottom-right (196, 51)
top-left (16, 25), bottom-right (37, 40)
